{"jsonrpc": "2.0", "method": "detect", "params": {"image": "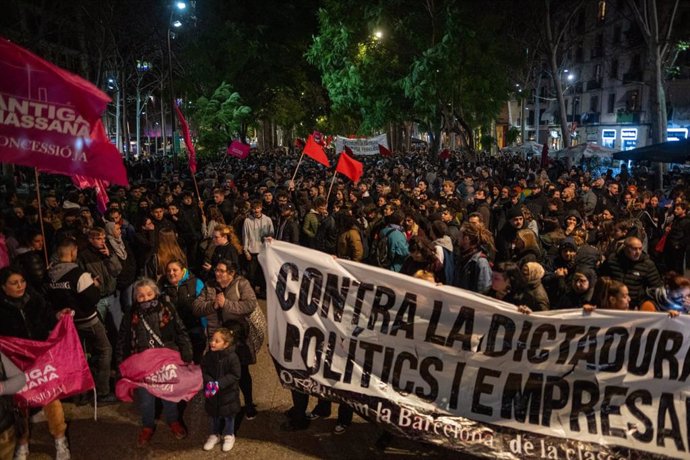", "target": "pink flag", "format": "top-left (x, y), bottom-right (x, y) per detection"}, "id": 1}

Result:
top-left (0, 316), bottom-right (94, 408)
top-left (174, 104), bottom-right (197, 174)
top-left (116, 348), bottom-right (202, 403)
top-left (71, 175), bottom-right (109, 214)
top-left (227, 140), bottom-right (250, 159)
top-left (0, 38), bottom-right (128, 186)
